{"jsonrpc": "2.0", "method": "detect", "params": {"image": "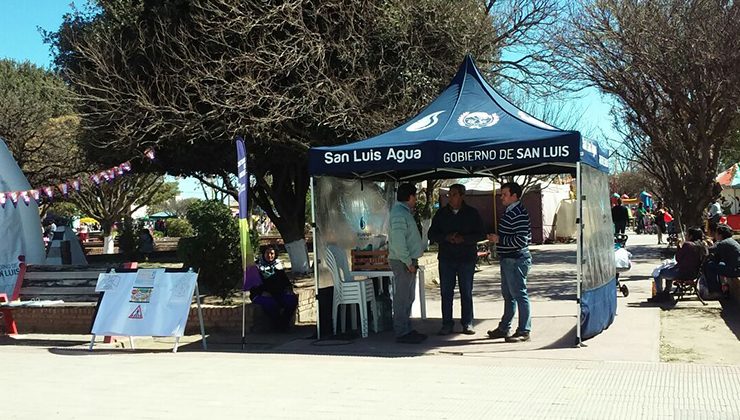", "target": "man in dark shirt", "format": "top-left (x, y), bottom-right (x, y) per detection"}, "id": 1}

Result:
top-left (428, 184), bottom-right (485, 336)
top-left (611, 199), bottom-right (629, 235)
top-left (704, 224), bottom-right (740, 294)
